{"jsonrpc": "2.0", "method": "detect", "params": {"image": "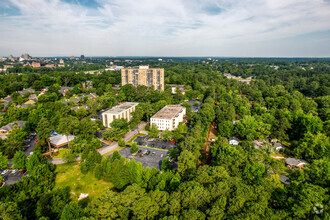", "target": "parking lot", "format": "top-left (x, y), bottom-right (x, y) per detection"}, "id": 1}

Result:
top-left (134, 135), bottom-right (177, 150)
top-left (118, 146), bottom-right (177, 170)
top-left (1, 169), bottom-right (28, 186)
